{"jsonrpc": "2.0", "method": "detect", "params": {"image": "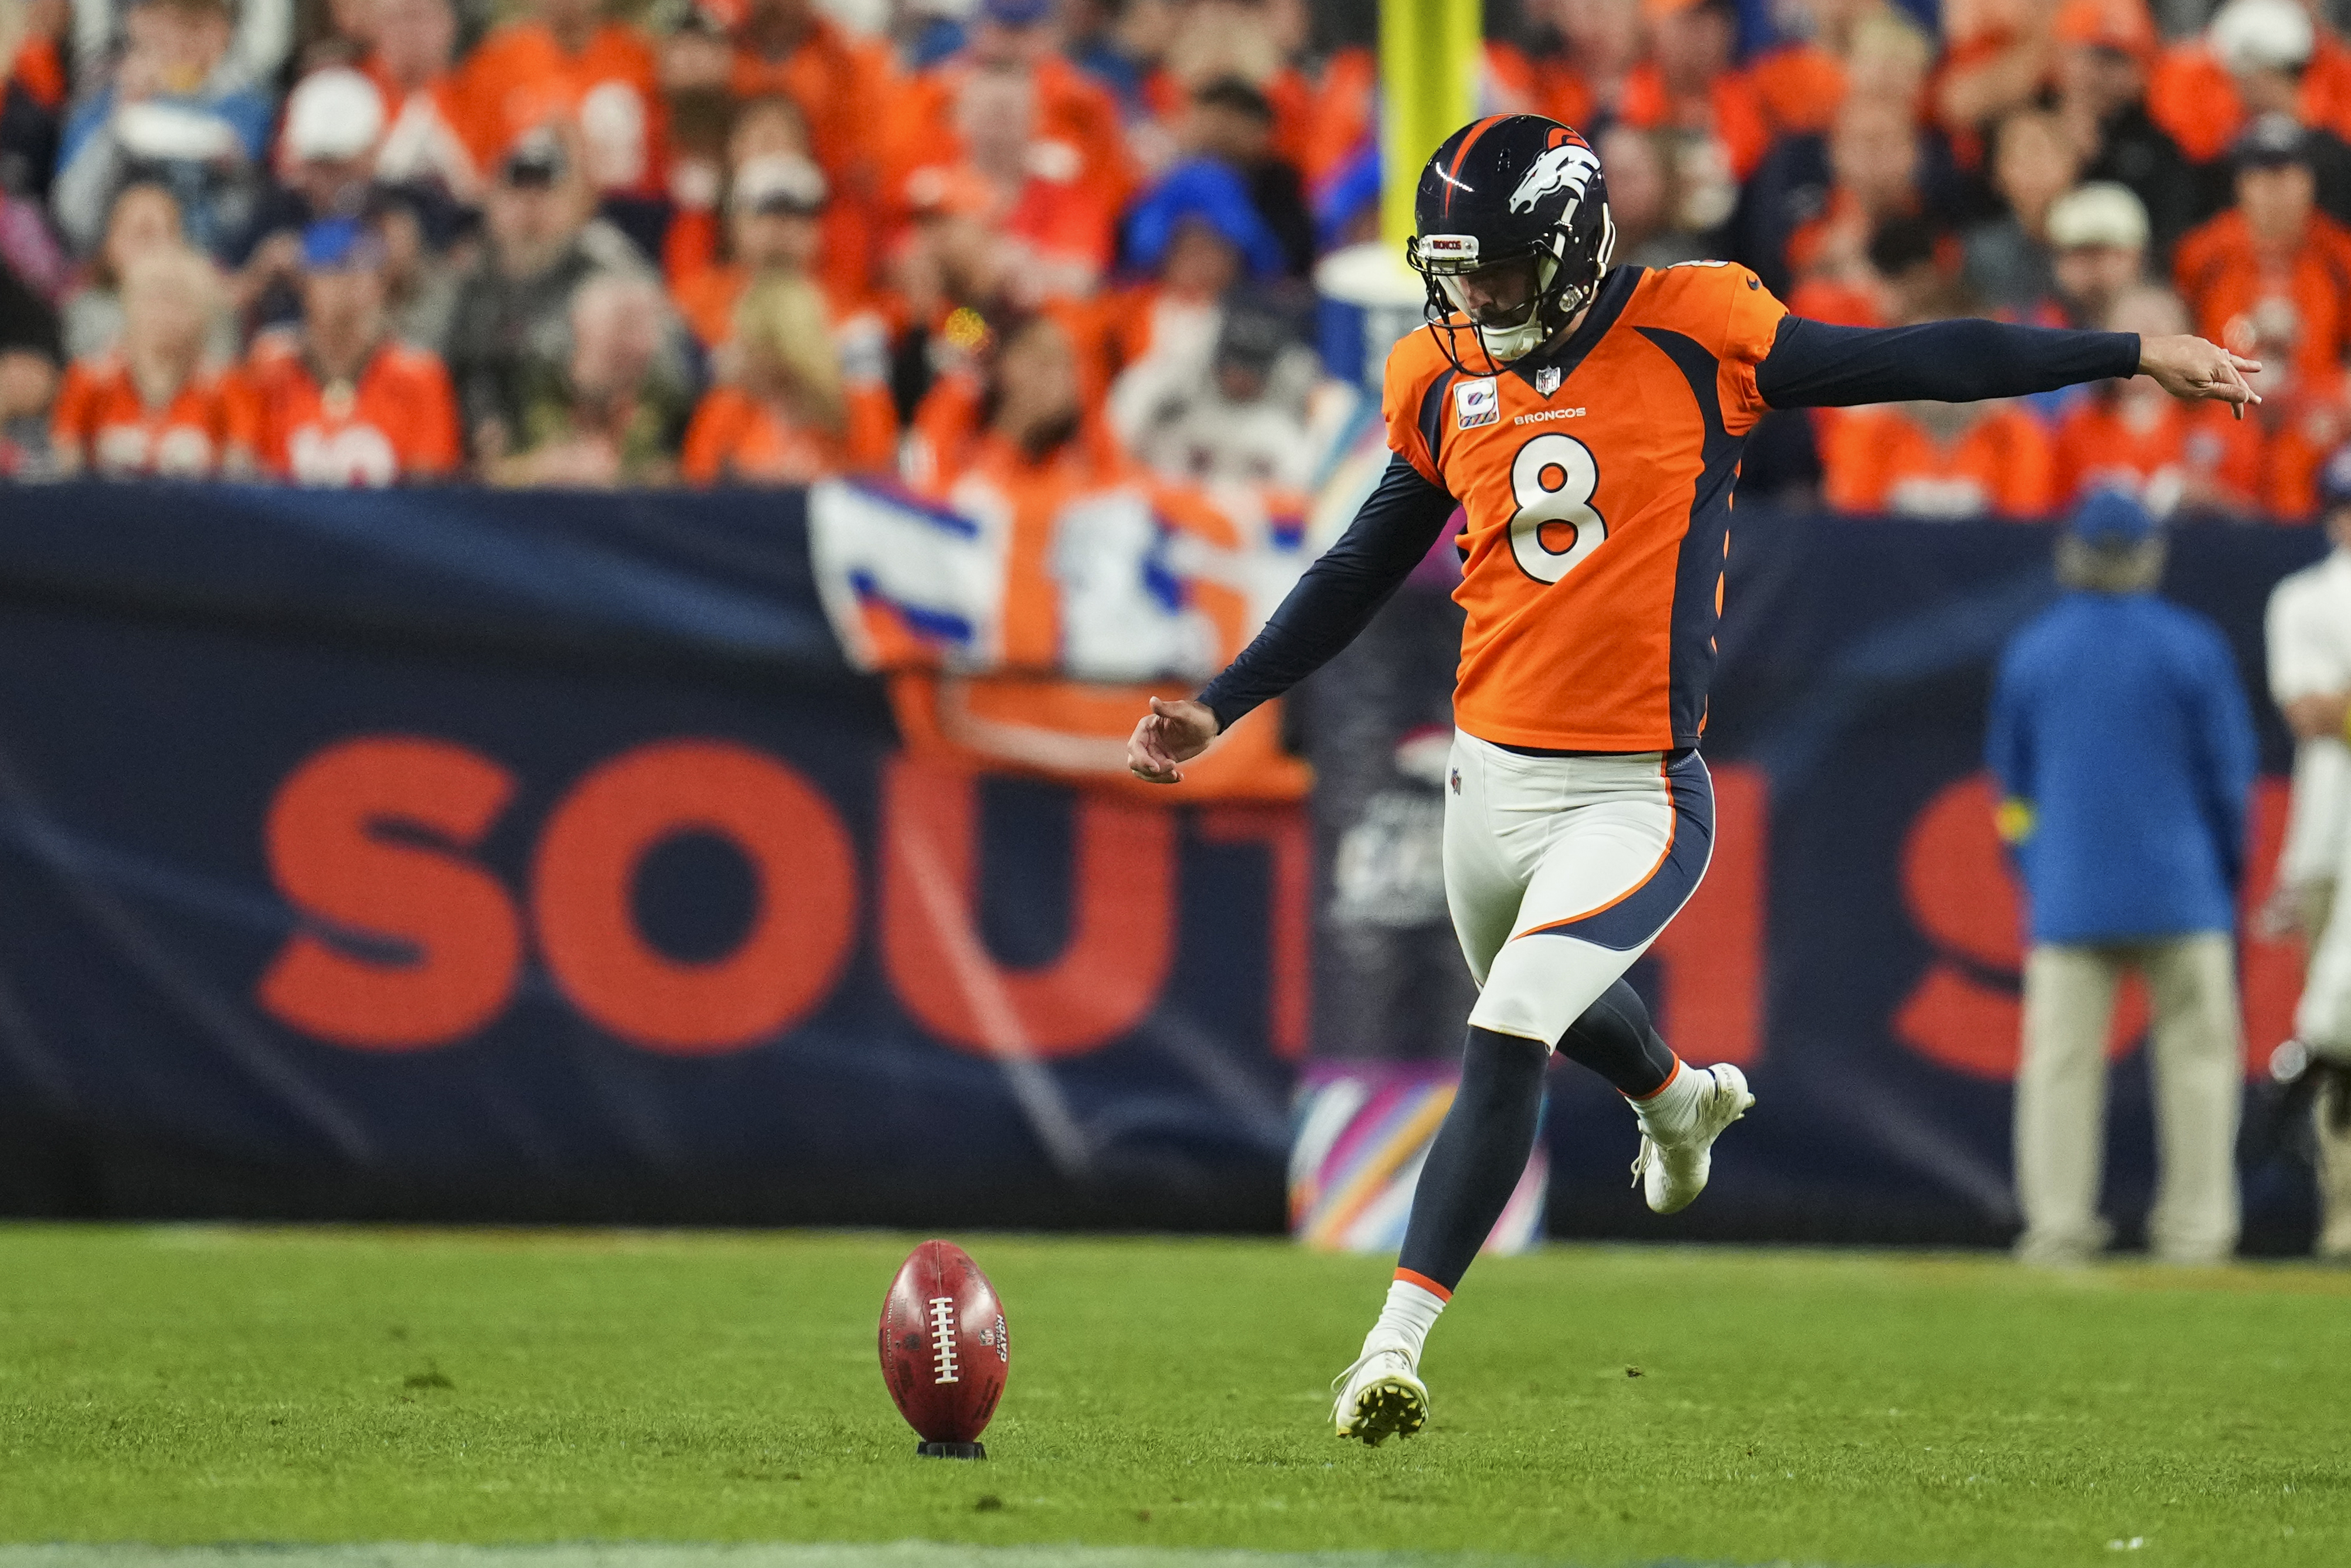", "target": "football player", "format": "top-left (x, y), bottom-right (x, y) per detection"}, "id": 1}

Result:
top-left (1127, 114), bottom-right (2261, 1444)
